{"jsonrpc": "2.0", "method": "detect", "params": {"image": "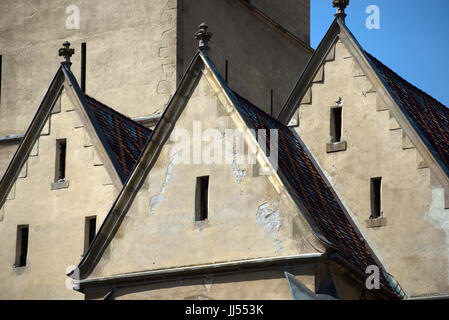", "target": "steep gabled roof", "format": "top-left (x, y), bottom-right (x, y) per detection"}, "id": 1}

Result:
top-left (278, 18), bottom-right (449, 182)
top-left (364, 51), bottom-right (449, 178)
top-left (233, 91), bottom-right (402, 299)
top-left (83, 95), bottom-right (152, 183)
top-left (72, 50), bottom-right (402, 299)
top-left (0, 66), bottom-right (65, 209)
top-left (0, 64), bottom-right (151, 210)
